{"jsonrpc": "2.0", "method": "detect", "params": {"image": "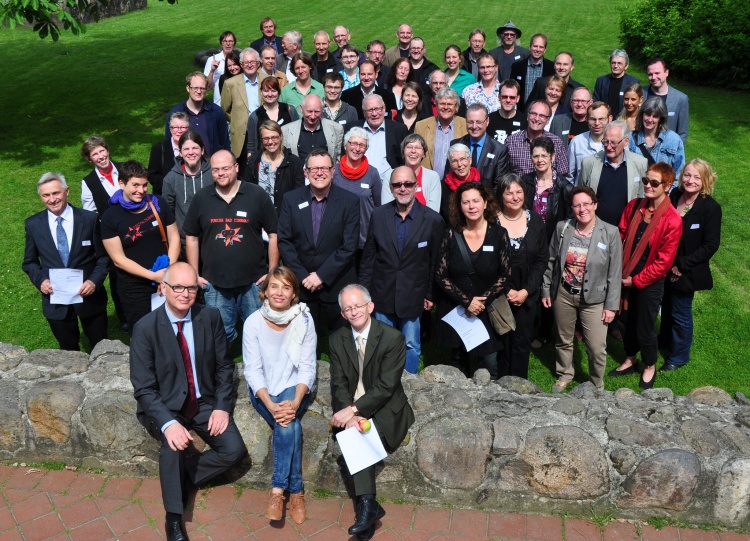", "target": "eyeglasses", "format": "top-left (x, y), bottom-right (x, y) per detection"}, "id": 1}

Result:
top-left (478, 65), bottom-right (497, 71)
top-left (502, 32), bottom-right (517, 38)
top-left (449, 156), bottom-right (471, 165)
top-left (189, 86), bottom-right (207, 92)
top-left (528, 112), bottom-right (551, 119)
top-left (641, 178), bottom-right (665, 188)
top-left (363, 107), bottom-right (384, 114)
top-left (261, 136), bottom-right (280, 143)
top-left (306, 166), bottom-right (333, 174)
top-left (342, 303), bottom-right (369, 314)
top-left (571, 99), bottom-right (592, 105)
top-left (242, 61), bottom-right (260, 67)
top-left (324, 85), bottom-right (342, 92)
top-left (391, 181), bottom-right (417, 189)
top-left (368, 50), bottom-right (385, 56)
top-left (572, 202), bottom-right (594, 210)
top-left (164, 283), bottom-right (200, 294)
top-left (347, 142), bottom-right (367, 149)
top-left (169, 125), bottom-right (189, 131)
top-left (221, 39), bottom-right (236, 44)
top-left (602, 137), bottom-right (626, 147)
